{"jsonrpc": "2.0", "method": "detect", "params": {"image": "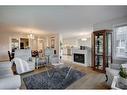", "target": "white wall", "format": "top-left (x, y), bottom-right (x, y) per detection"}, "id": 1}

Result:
top-left (63, 38), bottom-right (78, 48)
top-left (77, 38), bottom-right (91, 47)
top-left (93, 16), bottom-right (127, 31)
top-left (62, 37), bottom-right (91, 56)
top-left (93, 16), bottom-right (127, 64)
top-left (0, 31), bottom-right (29, 61)
top-left (63, 37), bottom-right (91, 48)
top-left (0, 30), bottom-right (55, 61)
